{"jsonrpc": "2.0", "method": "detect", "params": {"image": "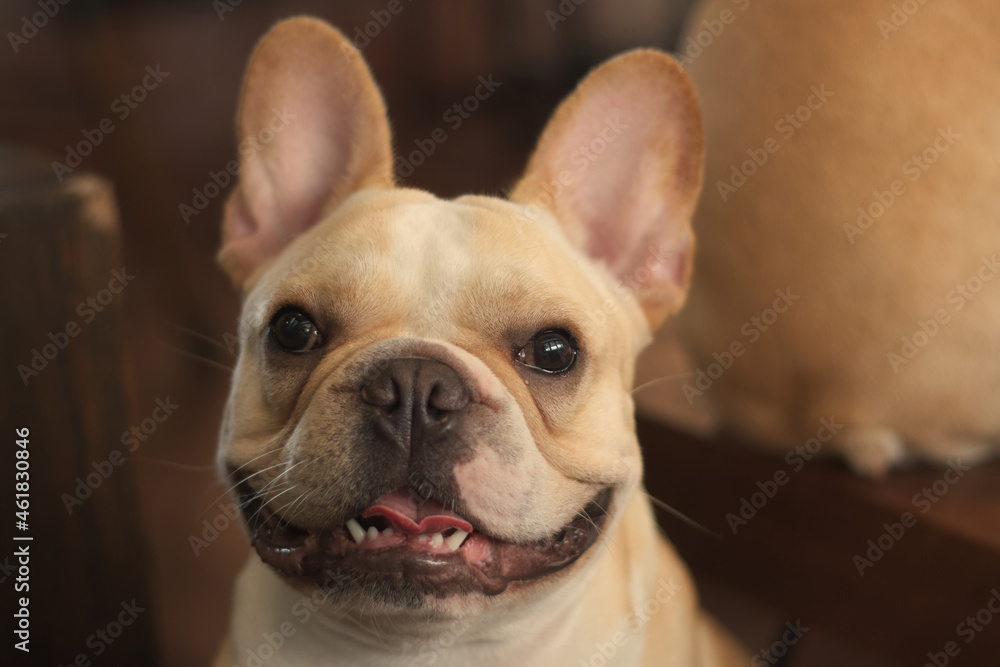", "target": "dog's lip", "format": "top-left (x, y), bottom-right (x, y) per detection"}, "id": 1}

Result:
top-left (241, 487), bottom-right (612, 597)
